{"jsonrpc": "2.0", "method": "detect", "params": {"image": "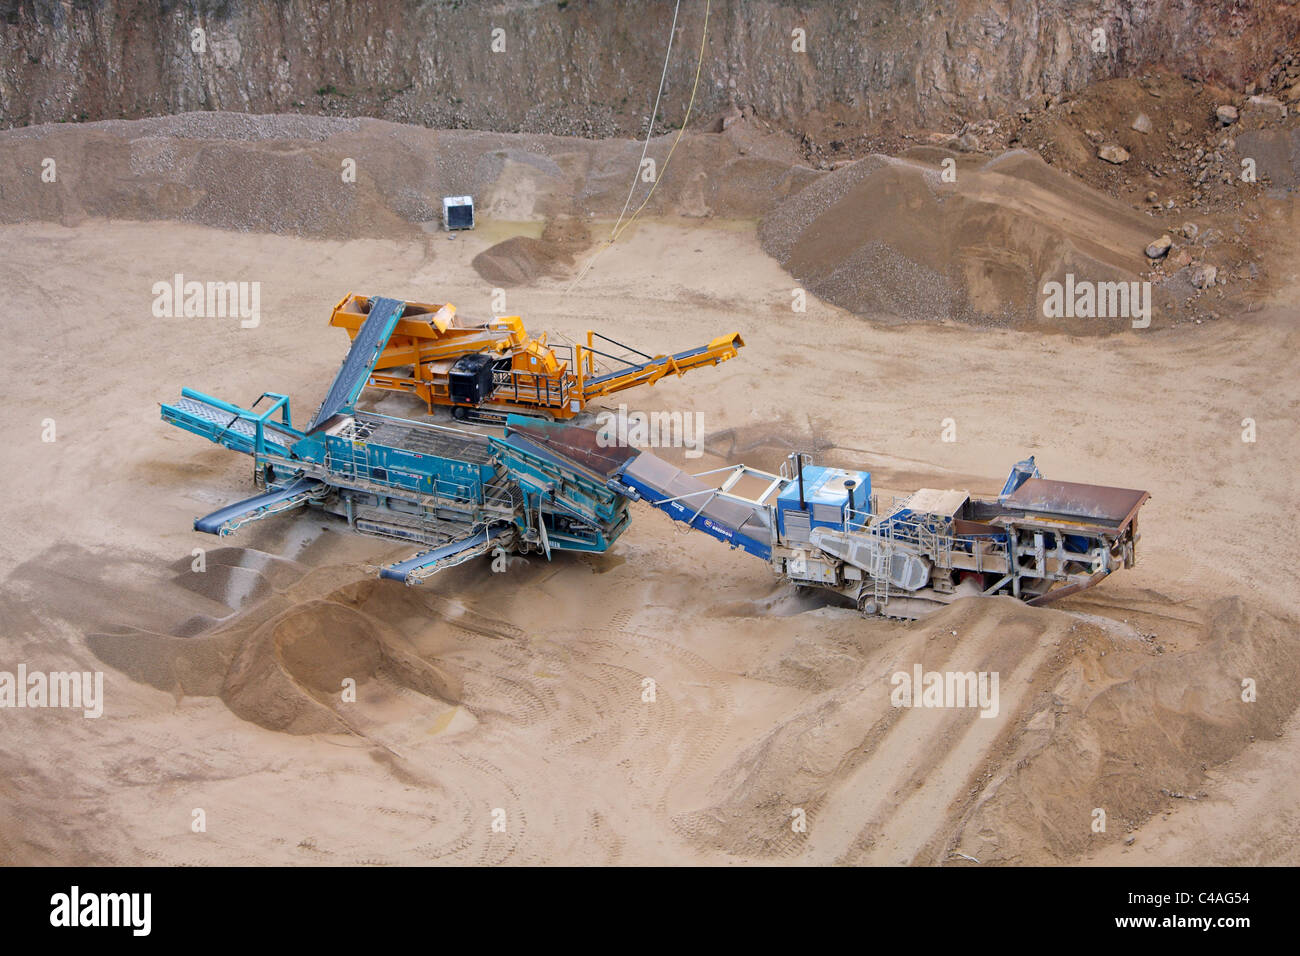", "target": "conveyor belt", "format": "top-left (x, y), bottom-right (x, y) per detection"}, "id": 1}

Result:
top-left (506, 421), bottom-right (638, 479)
top-left (614, 451), bottom-right (773, 559)
top-left (379, 524), bottom-right (513, 584)
top-left (582, 343), bottom-right (710, 387)
top-left (194, 476), bottom-right (325, 535)
top-left (309, 296), bottom-right (406, 430)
